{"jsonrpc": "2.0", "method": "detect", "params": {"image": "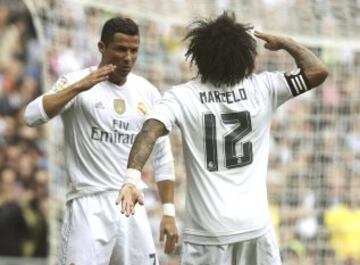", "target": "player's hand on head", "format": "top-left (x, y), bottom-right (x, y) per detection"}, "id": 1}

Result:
top-left (116, 183), bottom-right (144, 217)
top-left (160, 216), bottom-right (178, 254)
top-left (254, 31), bottom-right (288, 51)
top-left (76, 64), bottom-right (116, 91)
